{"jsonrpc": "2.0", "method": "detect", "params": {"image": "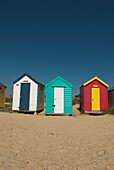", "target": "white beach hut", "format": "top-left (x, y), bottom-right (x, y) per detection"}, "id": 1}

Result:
top-left (12, 73), bottom-right (45, 113)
